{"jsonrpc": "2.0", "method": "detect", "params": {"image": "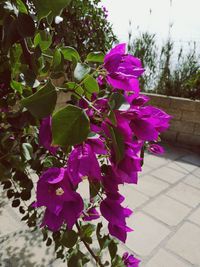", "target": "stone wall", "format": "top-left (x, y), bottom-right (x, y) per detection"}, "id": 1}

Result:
top-left (145, 93), bottom-right (200, 148)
